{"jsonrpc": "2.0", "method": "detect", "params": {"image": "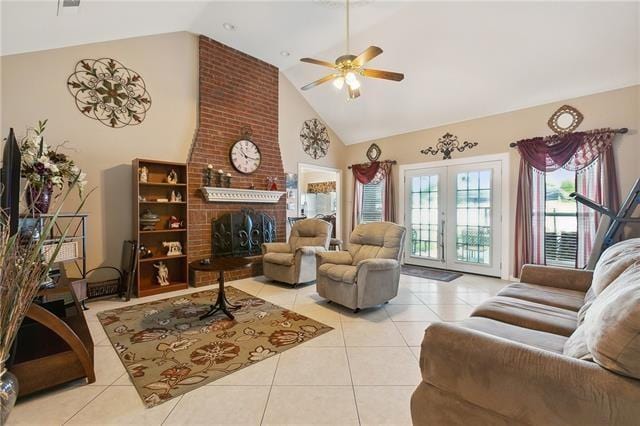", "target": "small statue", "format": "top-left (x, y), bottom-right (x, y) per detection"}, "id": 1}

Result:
top-left (163, 241), bottom-right (183, 256)
top-left (154, 261), bottom-right (170, 286)
top-left (139, 166), bottom-right (149, 183)
top-left (168, 216), bottom-right (184, 229)
top-left (139, 244), bottom-right (153, 259)
top-left (175, 192), bottom-right (183, 202)
top-left (167, 169), bottom-right (179, 184)
top-left (170, 190), bottom-right (177, 202)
